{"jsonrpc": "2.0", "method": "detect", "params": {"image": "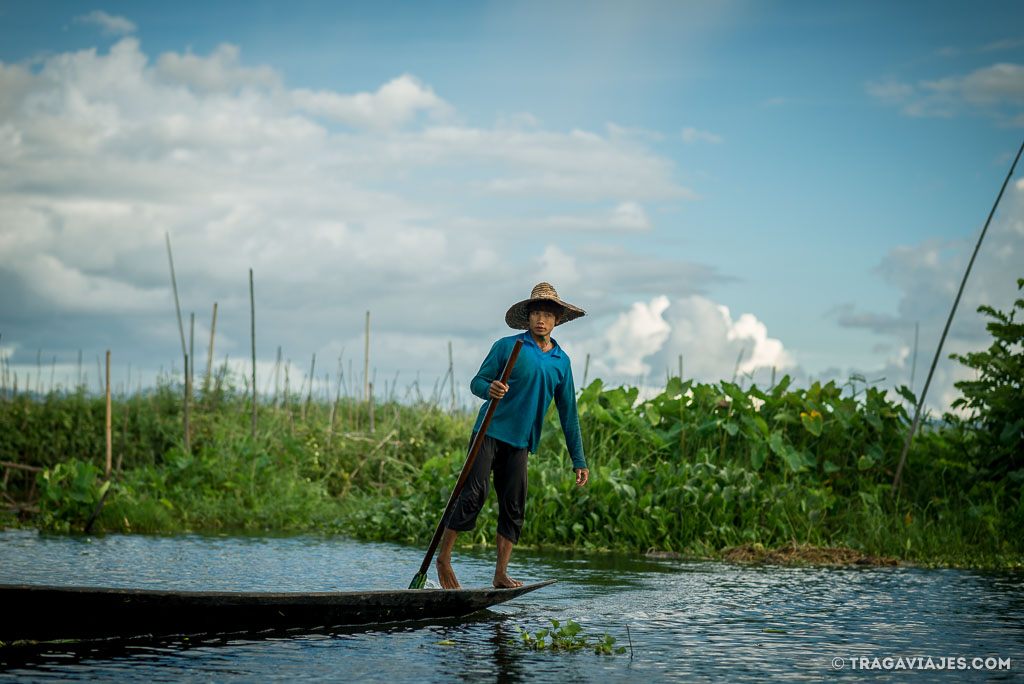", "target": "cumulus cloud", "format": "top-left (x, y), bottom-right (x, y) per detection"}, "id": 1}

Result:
top-left (571, 294), bottom-right (796, 389)
top-left (0, 37), bottom-right (706, 394)
top-left (74, 10), bottom-right (137, 36)
top-left (156, 43), bottom-right (280, 93)
top-left (292, 74), bottom-right (452, 128)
